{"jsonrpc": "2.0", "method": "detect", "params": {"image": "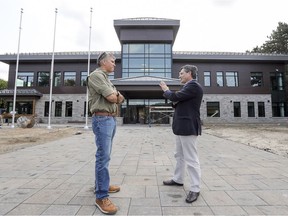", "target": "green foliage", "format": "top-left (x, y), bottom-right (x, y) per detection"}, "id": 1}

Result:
top-left (0, 79), bottom-right (7, 108)
top-left (0, 79), bottom-right (7, 90)
top-left (248, 22), bottom-right (288, 54)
